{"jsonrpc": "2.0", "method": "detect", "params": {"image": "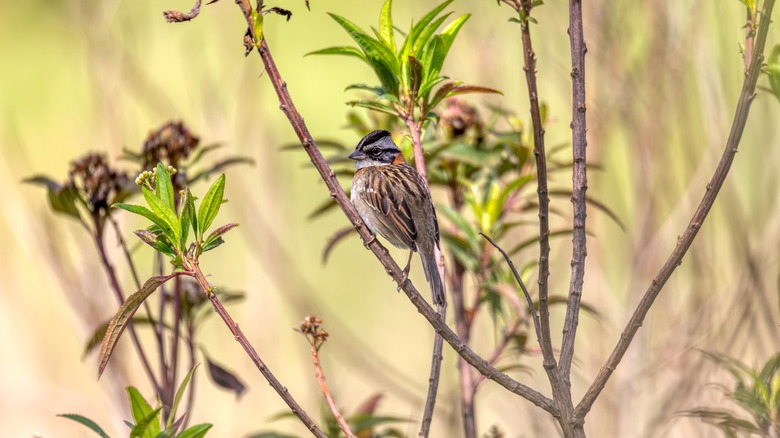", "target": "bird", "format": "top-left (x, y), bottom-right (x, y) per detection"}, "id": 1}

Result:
top-left (348, 130), bottom-right (445, 306)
